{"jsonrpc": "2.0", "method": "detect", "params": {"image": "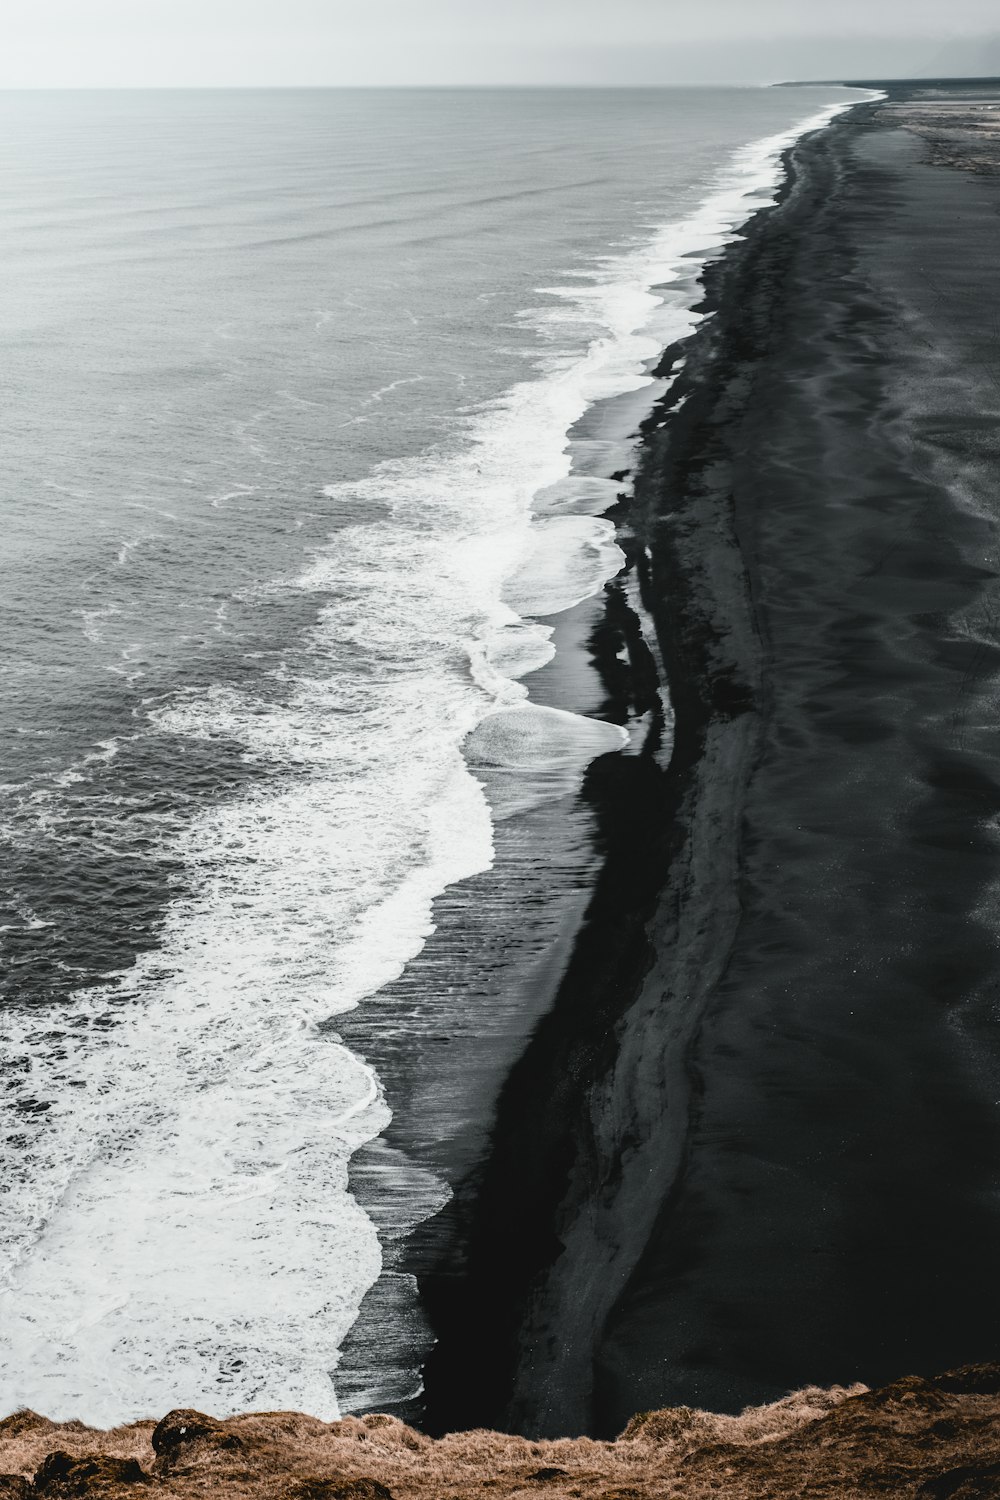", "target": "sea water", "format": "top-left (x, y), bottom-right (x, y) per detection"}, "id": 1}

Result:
top-left (0, 84), bottom-right (870, 1423)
